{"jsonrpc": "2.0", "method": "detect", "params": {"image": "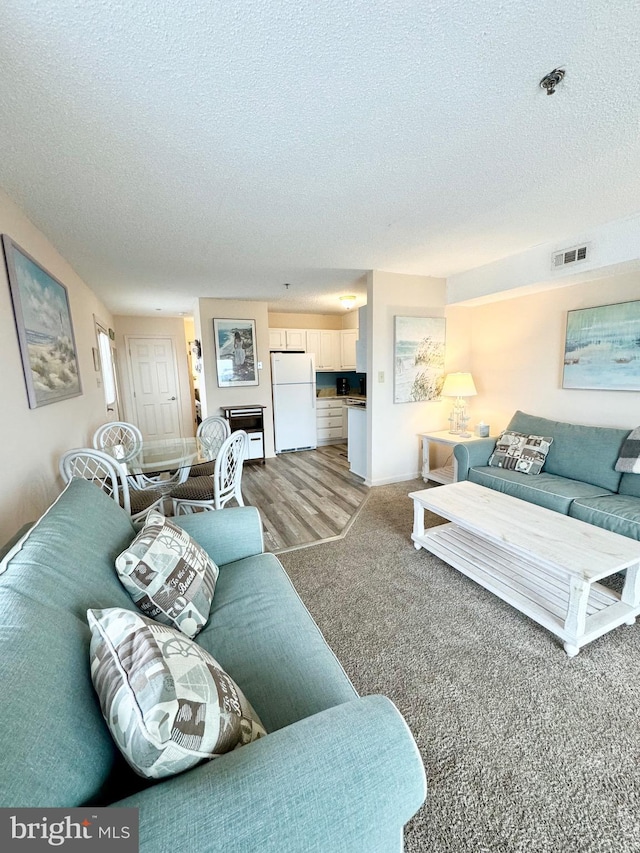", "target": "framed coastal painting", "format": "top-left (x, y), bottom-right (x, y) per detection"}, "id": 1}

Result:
top-left (393, 315), bottom-right (446, 403)
top-left (562, 300), bottom-right (640, 391)
top-left (213, 318), bottom-right (258, 387)
top-left (2, 235), bottom-right (82, 408)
